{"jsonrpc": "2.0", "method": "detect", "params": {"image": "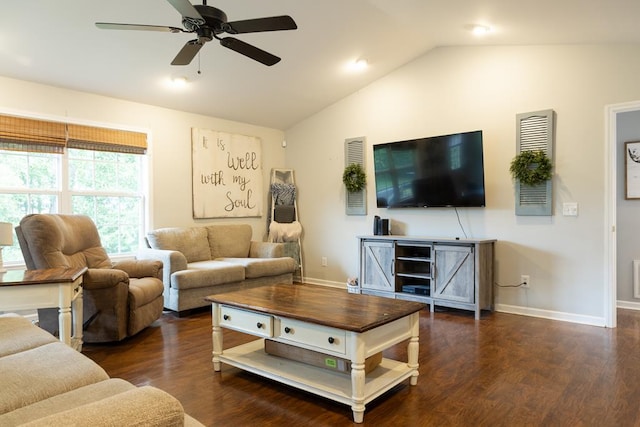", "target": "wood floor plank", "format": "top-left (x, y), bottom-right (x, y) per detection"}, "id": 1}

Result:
top-left (82, 306), bottom-right (640, 426)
